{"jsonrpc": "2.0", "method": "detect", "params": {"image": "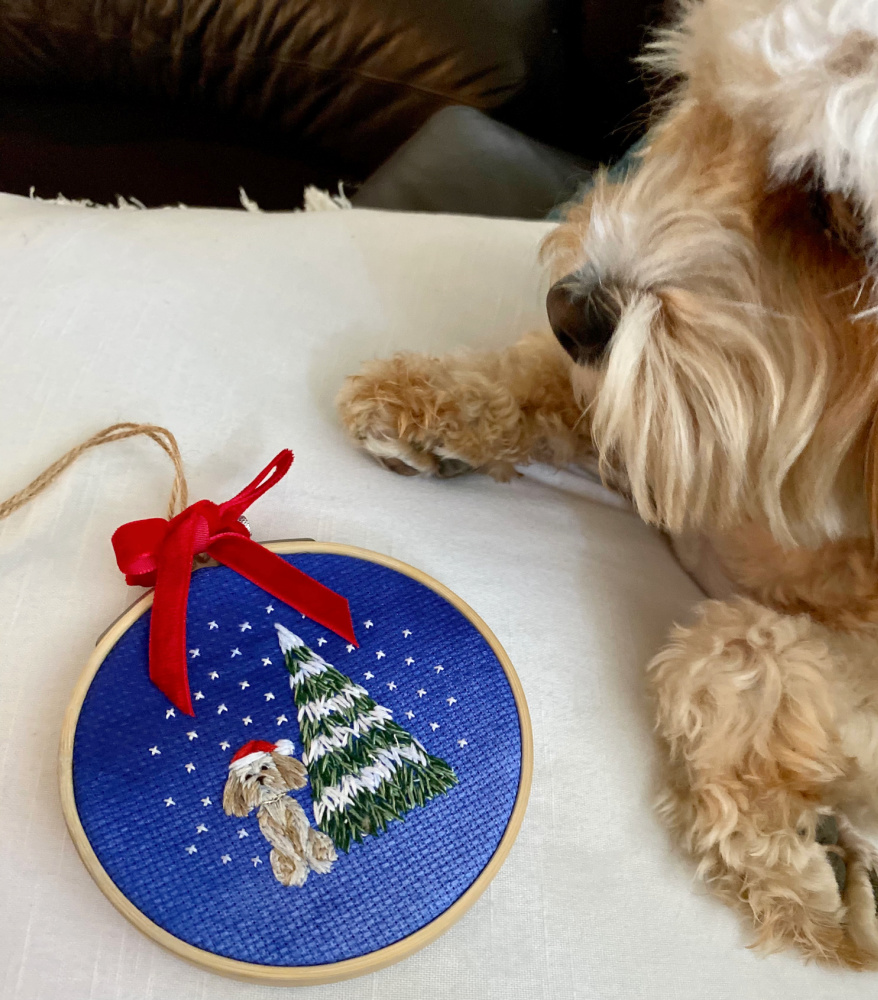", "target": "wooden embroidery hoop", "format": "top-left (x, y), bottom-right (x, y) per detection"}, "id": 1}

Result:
top-left (59, 539), bottom-right (533, 986)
